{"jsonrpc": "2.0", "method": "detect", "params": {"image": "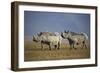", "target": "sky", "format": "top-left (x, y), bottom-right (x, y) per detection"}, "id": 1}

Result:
top-left (24, 11), bottom-right (90, 38)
